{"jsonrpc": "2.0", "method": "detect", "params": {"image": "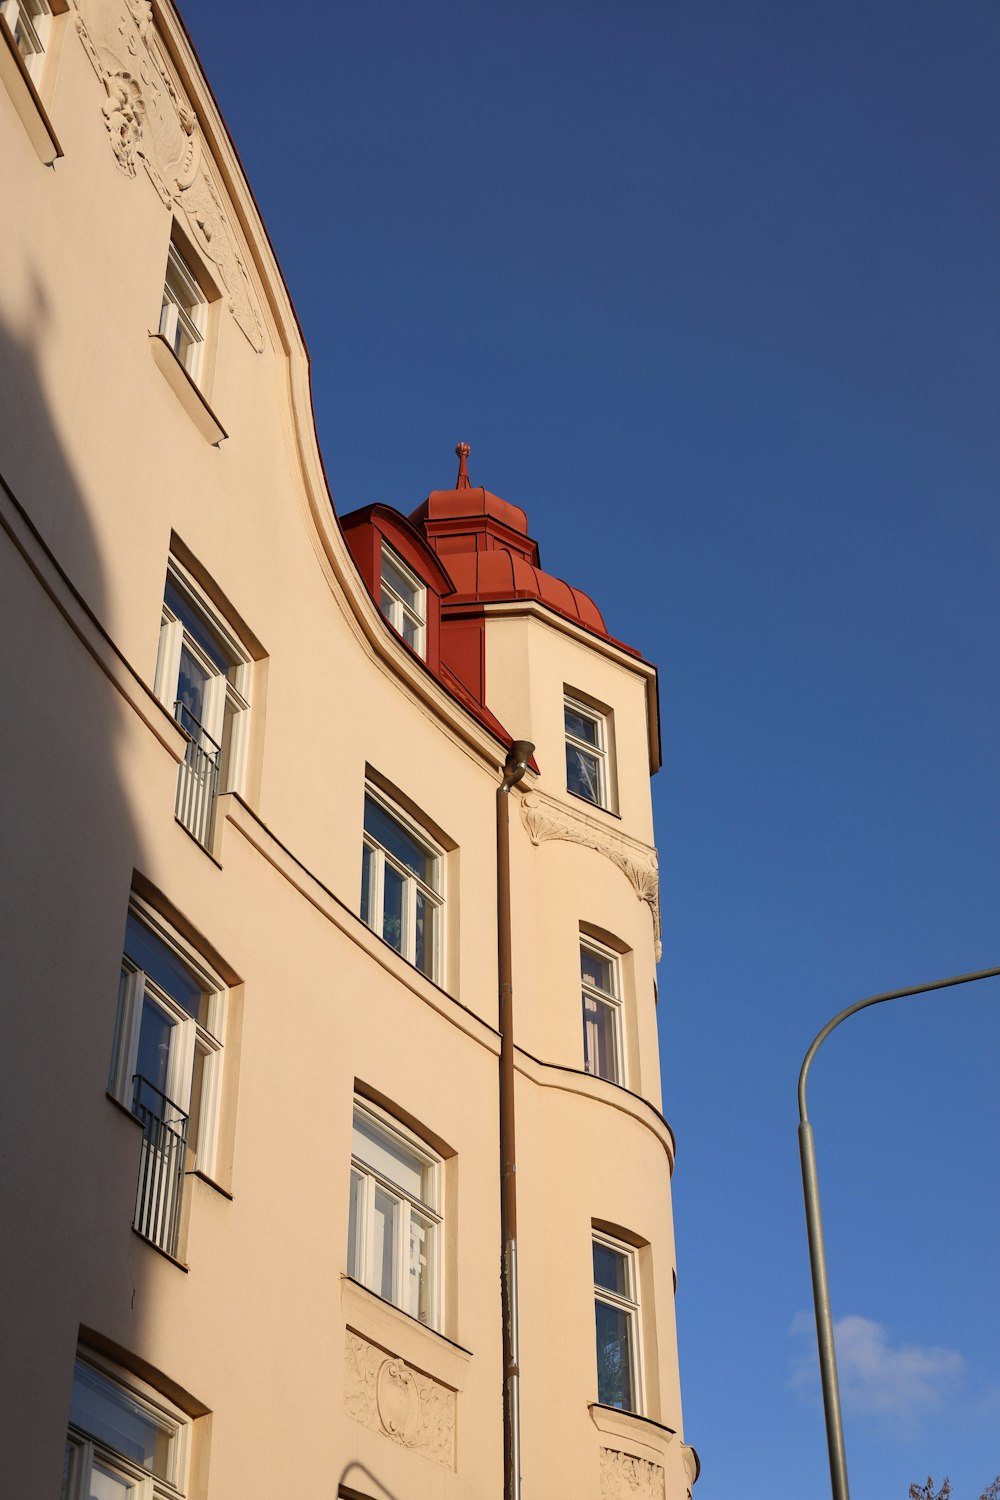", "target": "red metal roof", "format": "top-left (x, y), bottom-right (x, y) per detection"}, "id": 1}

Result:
top-left (339, 447), bottom-right (645, 756)
top-left (409, 450), bottom-right (616, 643)
top-left (440, 543), bottom-right (611, 637)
